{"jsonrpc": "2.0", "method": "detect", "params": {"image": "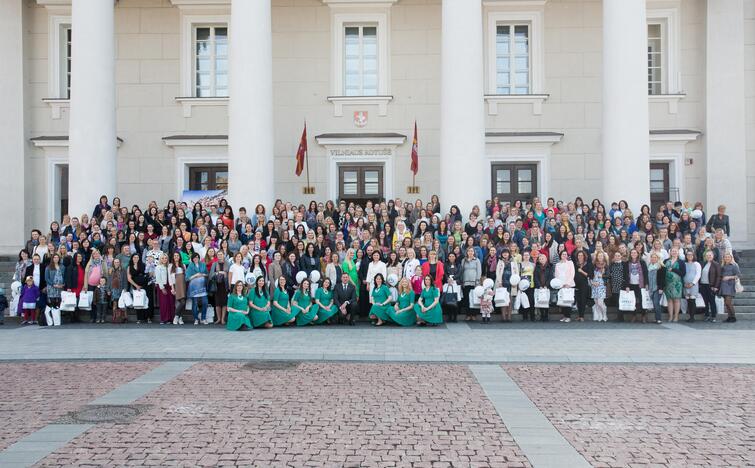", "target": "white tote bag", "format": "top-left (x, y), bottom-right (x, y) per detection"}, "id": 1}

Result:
top-left (118, 291), bottom-right (133, 309)
top-left (694, 294), bottom-right (706, 308)
top-left (494, 287), bottom-right (510, 307)
top-left (659, 293), bottom-right (668, 307)
top-left (469, 288), bottom-right (482, 309)
top-left (77, 291), bottom-right (92, 311)
top-left (640, 289), bottom-right (653, 310)
top-left (618, 290), bottom-right (636, 311)
top-left (715, 296), bottom-right (725, 315)
top-left (535, 288), bottom-right (550, 308)
top-left (44, 307), bottom-right (62, 326)
top-left (60, 291), bottom-right (77, 311)
top-left (514, 292), bottom-right (530, 310)
top-left (557, 287), bottom-right (575, 307)
top-left (132, 289), bottom-right (149, 309)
